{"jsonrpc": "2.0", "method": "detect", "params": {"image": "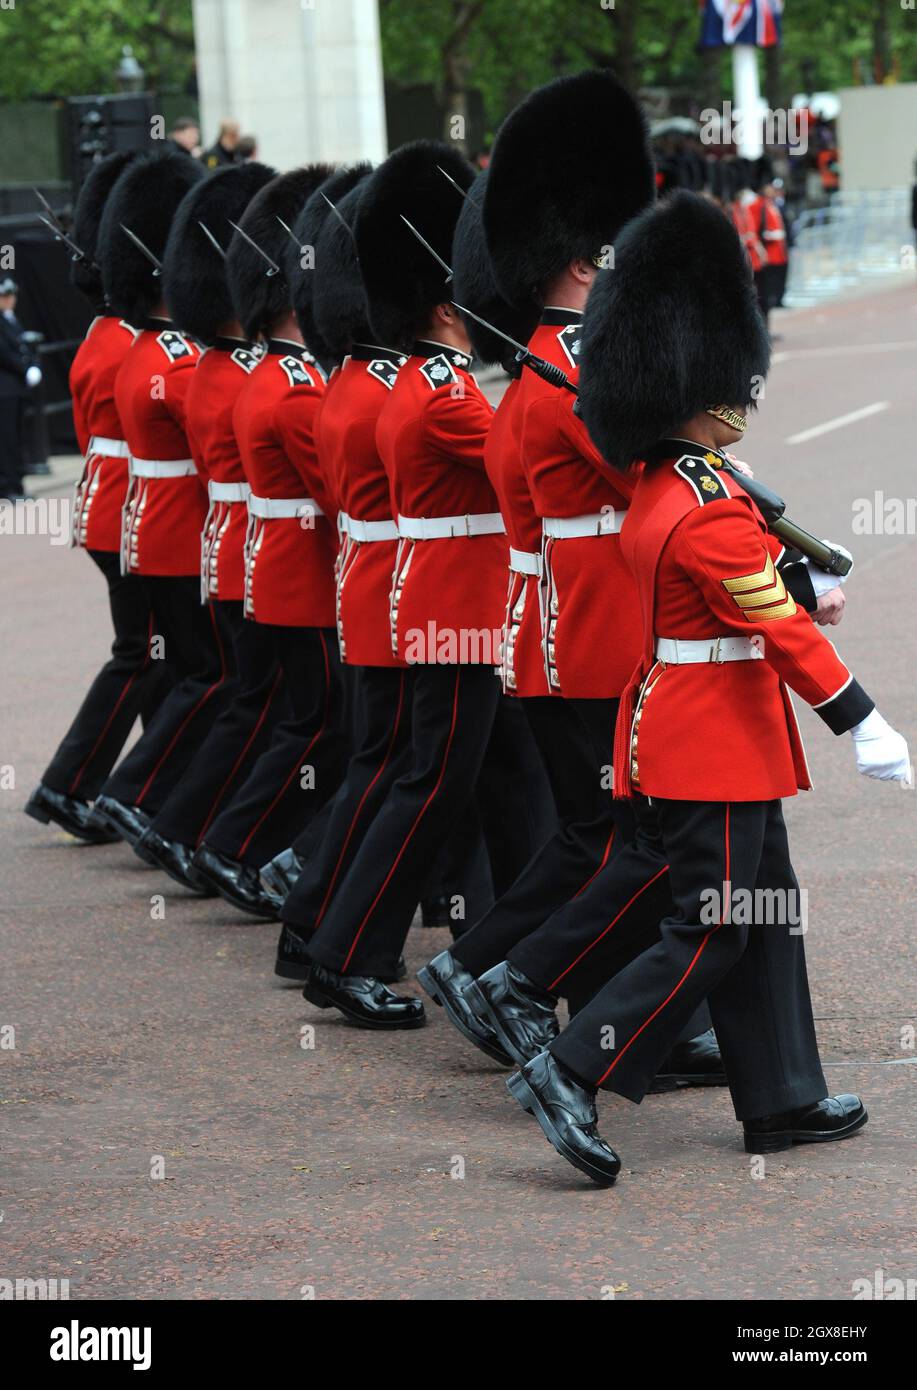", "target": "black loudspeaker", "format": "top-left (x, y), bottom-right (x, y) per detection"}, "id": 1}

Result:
top-left (62, 93), bottom-right (157, 198)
